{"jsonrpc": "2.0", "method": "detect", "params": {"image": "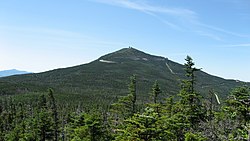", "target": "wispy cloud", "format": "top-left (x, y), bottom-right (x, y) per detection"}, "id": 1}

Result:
top-left (140, 10), bottom-right (183, 31)
top-left (0, 25), bottom-right (126, 49)
top-left (93, 0), bottom-right (196, 30)
top-left (195, 30), bottom-right (223, 41)
top-left (196, 23), bottom-right (250, 38)
top-left (94, 0), bottom-right (196, 17)
top-left (221, 43), bottom-right (250, 47)
top-left (0, 25), bottom-right (85, 38)
top-left (92, 0), bottom-right (250, 41)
